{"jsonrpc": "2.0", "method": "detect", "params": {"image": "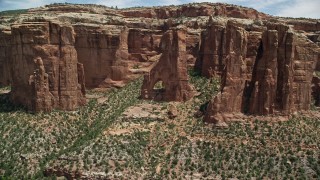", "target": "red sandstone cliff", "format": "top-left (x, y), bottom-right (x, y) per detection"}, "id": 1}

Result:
top-left (201, 21), bottom-right (320, 123)
top-left (9, 22), bottom-right (86, 112)
top-left (0, 29), bottom-right (12, 86)
top-left (119, 3), bottom-right (269, 19)
top-left (203, 20), bottom-right (249, 123)
top-left (246, 23), bottom-right (319, 115)
top-left (0, 3), bottom-right (319, 114)
top-left (73, 24), bottom-right (130, 88)
top-left (141, 28), bottom-right (195, 101)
